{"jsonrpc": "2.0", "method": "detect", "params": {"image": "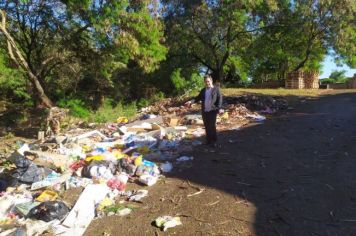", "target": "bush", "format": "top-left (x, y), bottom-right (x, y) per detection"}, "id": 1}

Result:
top-left (0, 50), bottom-right (31, 103)
top-left (170, 68), bottom-right (186, 94)
top-left (58, 98), bottom-right (90, 118)
top-left (171, 69), bottom-right (204, 96)
top-left (189, 73), bottom-right (204, 91)
top-left (88, 99), bottom-right (137, 123)
top-left (137, 98), bottom-right (150, 109)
